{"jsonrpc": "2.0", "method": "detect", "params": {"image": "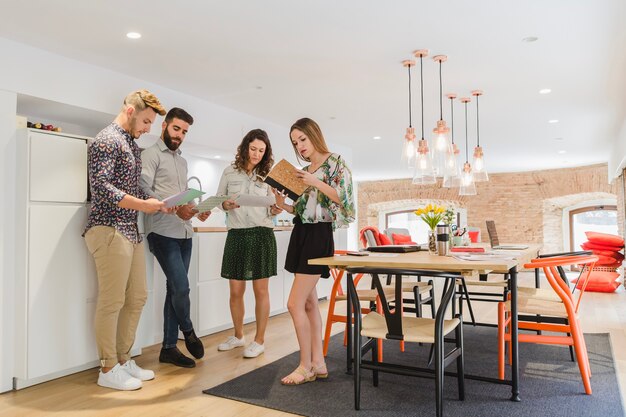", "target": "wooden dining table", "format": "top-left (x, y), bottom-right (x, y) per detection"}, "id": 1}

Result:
top-left (310, 244), bottom-right (541, 403)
